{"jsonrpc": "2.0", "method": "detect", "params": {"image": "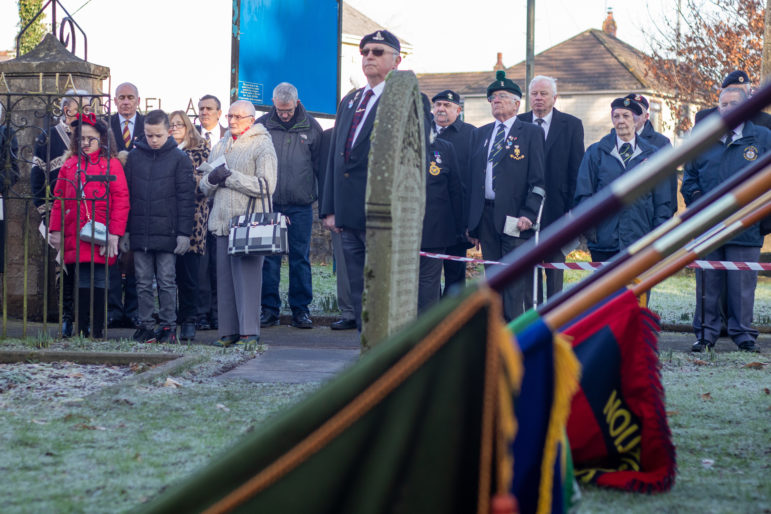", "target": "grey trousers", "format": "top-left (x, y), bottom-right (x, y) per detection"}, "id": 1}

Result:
top-left (216, 236), bottom-right (263, 337)
top-left (341, 228), bottom-right (366, 331)
top-left (694, 245), bottom-right (760, 345)
top-left (134, 250), bottom-right (177, 329)
top-left (478, 204), bottom-right (533, 321)
top-left (331, 230), bottom-right (355, 321)
top-left (418, 249), bottom-right (444, 313)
